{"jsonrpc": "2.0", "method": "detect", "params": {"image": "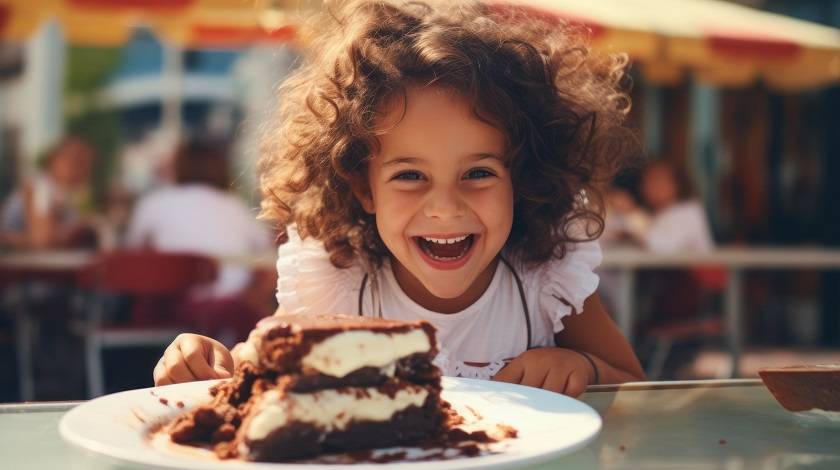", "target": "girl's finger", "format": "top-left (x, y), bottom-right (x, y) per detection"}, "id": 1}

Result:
top-left (565, 370), bottom-right (588, 397)
top-left (209, 342), bottom-right (234, 378)
top-left (153, 357), bottom-right (168, 385)
top-left (520, 363), bottom-right (550, 389)
top-left (179, 338), bottom-right (219, 380)
top-left (492, 359), bottom-right (524, 383)
top-left (542, 368), bottom-right (572, 394)
top-left (156, 374), bottom-right (173, 386)
top-left (163, 345), bottom-right (196, 383)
